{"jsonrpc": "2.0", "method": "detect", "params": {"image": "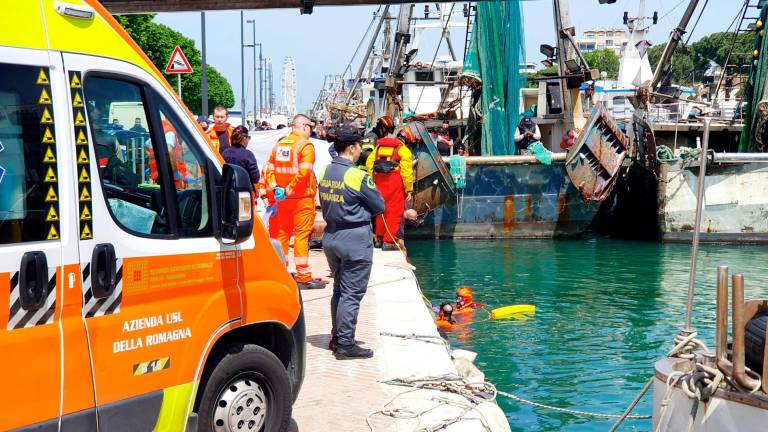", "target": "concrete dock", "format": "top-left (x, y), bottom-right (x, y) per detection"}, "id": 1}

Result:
top-left (288, 248), bottom-right (510, 432)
